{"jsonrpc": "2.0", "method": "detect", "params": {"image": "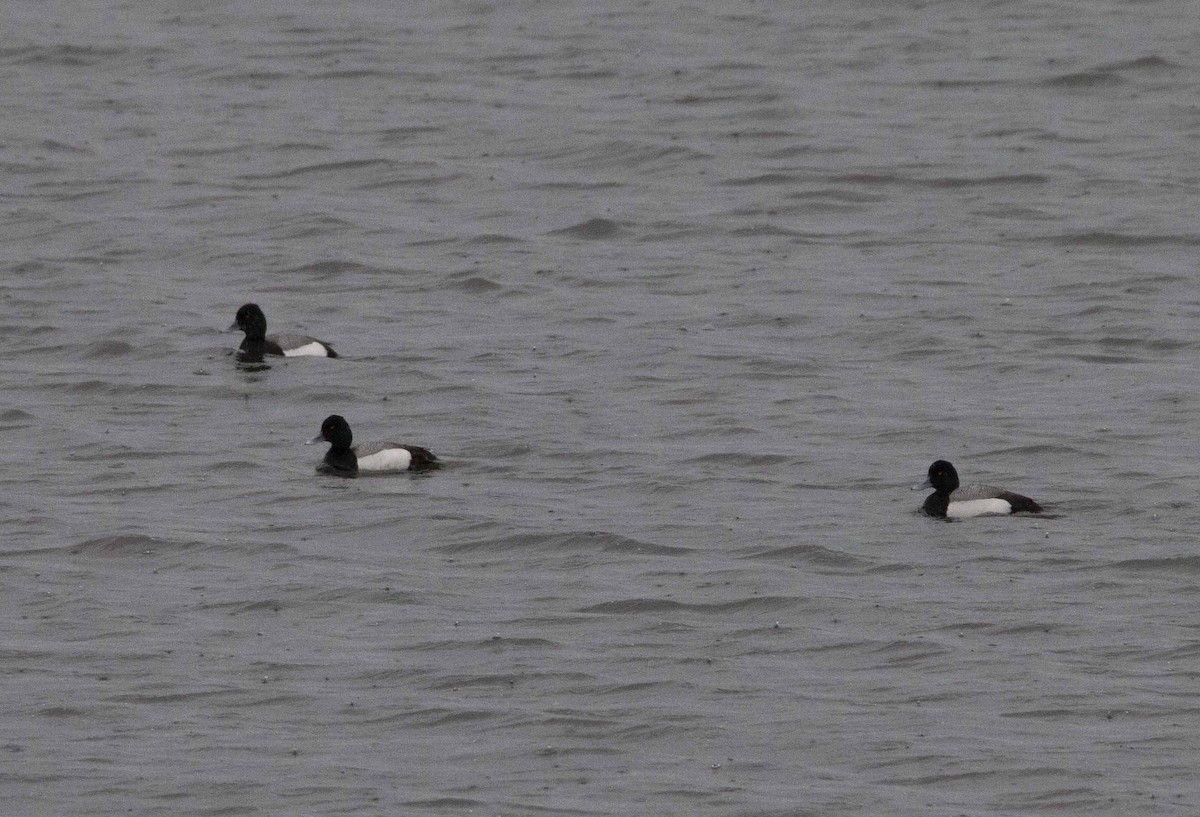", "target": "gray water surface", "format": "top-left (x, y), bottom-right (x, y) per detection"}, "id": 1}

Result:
top-left (3, 1), bottom-right (1198, 814)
